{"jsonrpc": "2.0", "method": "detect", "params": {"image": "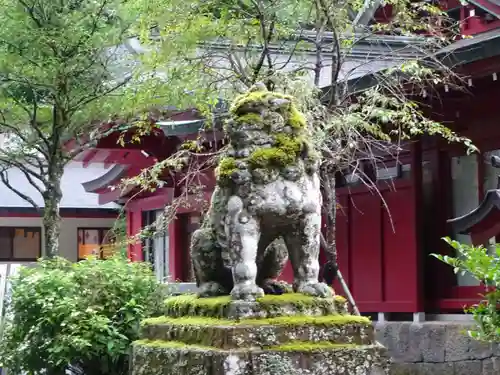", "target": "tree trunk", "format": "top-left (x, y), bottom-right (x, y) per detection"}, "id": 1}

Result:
top-left (42, 164), bottom-right (64, 258)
